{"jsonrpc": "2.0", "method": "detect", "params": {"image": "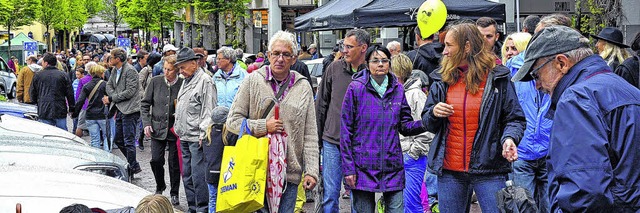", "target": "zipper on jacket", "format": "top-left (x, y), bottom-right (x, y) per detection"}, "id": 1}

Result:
top-left (463, 91), bottom-right (468, 172)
